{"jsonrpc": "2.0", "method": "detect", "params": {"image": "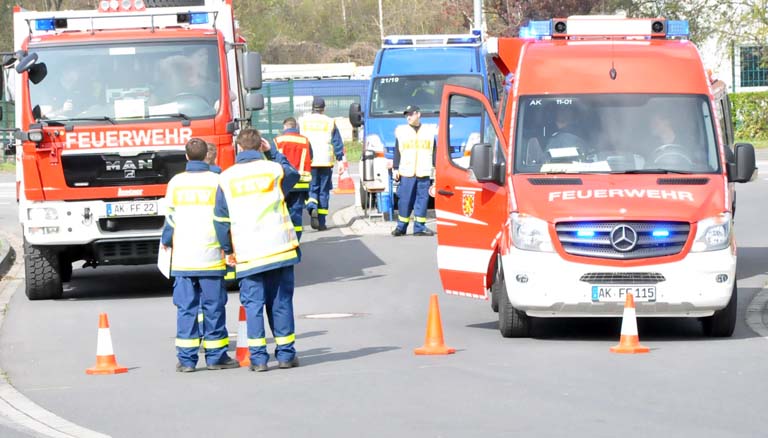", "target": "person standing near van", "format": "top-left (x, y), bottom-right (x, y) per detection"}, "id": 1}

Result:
top-left (274, 117), bottom-right (313, 241)
top-left (161, 138), bottom-right (238, 373)
top-left (391, 105), bottom-right (436, 237)
top-left (299, 97), bottom-right (344, 231)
